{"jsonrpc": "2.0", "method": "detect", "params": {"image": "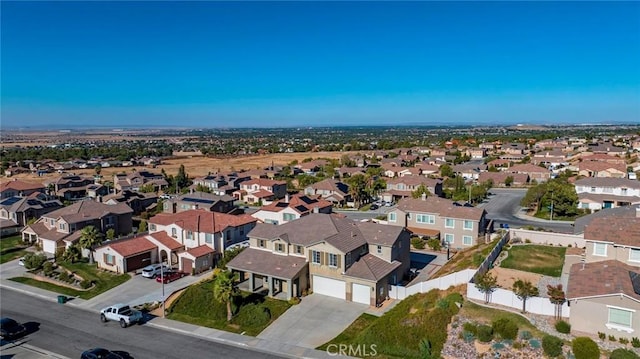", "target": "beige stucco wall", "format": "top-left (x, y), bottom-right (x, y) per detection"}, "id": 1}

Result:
top-left (569, 296), bottom-right (640, 339)
top-left (95, 246), bottom-right (126, 274)
top-left (389, 209), bottom-right (481, 247)
top-left (585, 242), bottom-right (640, 268)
